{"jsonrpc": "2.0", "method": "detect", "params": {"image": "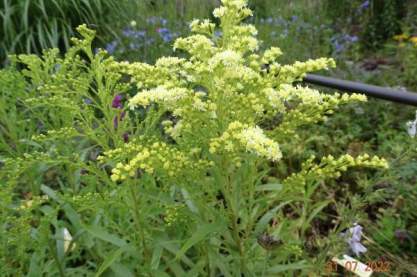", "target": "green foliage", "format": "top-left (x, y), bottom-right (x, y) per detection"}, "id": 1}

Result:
top-left (393, 36), bottom-right (417, 87)
top-left (0, 0), bottom-right (127, 64)
top-left (361, 0), bottom-right (405, 50)
top-left (0, 1), bottom-right (386, 276)
top-left (3, 0), bottom-right (416, 275)
top-left (0, 67), bottom-right (33, 156)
